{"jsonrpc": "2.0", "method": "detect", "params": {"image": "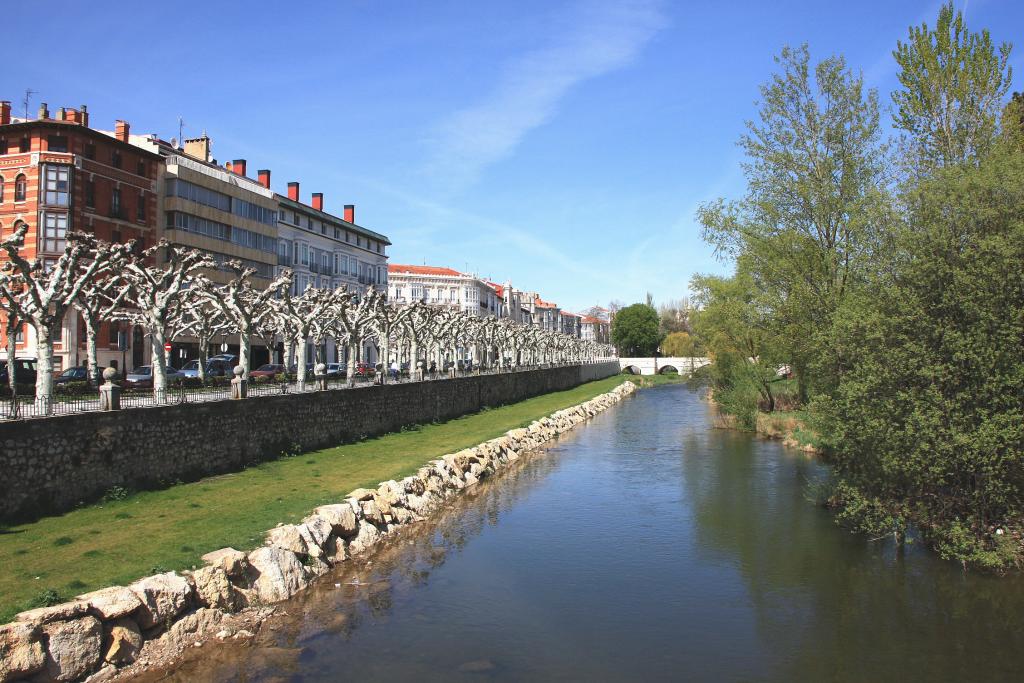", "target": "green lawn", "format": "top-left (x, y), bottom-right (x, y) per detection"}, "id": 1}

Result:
top-left (0, 376), bottom-right (628, 622)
